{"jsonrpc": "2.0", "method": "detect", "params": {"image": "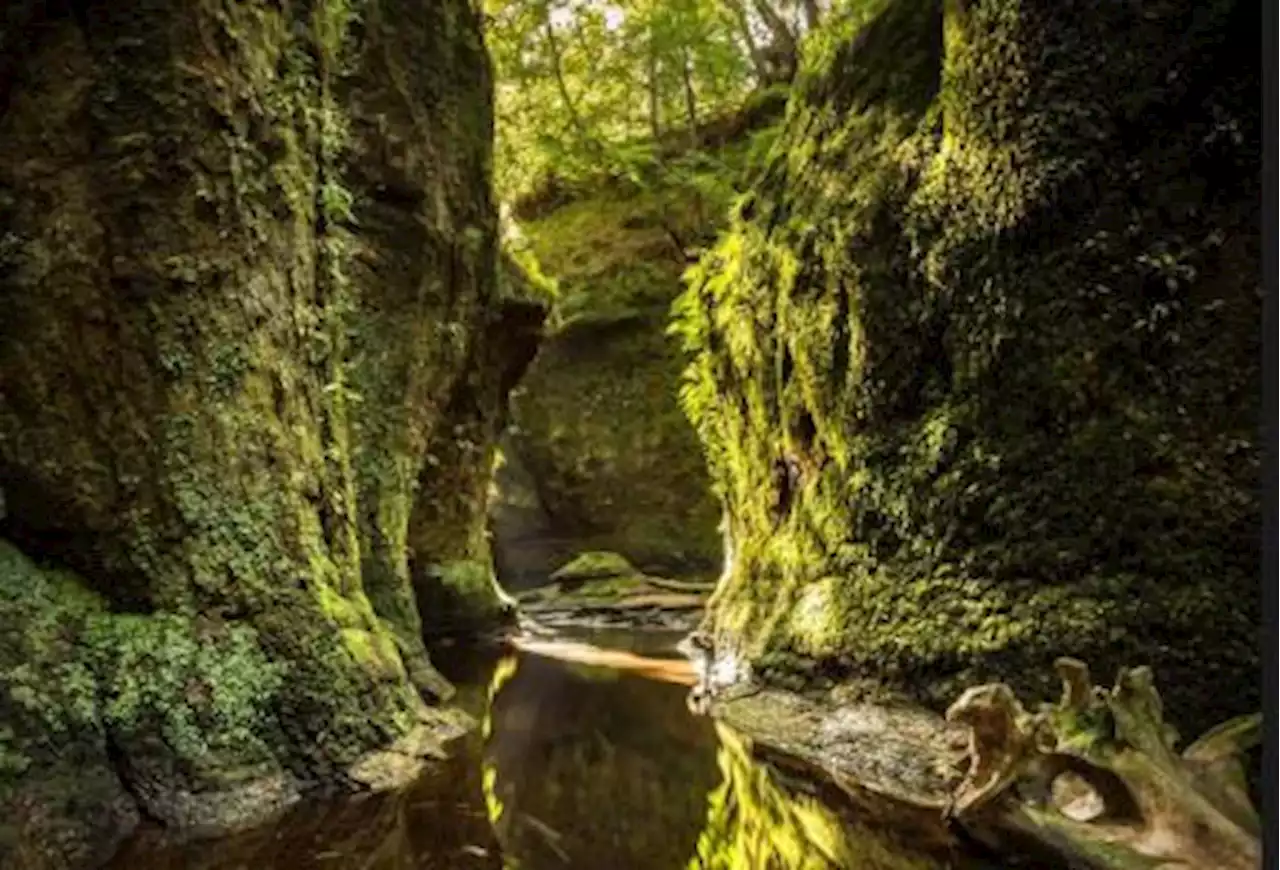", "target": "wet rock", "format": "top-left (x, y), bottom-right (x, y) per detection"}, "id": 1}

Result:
top-left (516, 552), bottom-right (710, 633)
top-left (346, 708), bottom-right (473, 792)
